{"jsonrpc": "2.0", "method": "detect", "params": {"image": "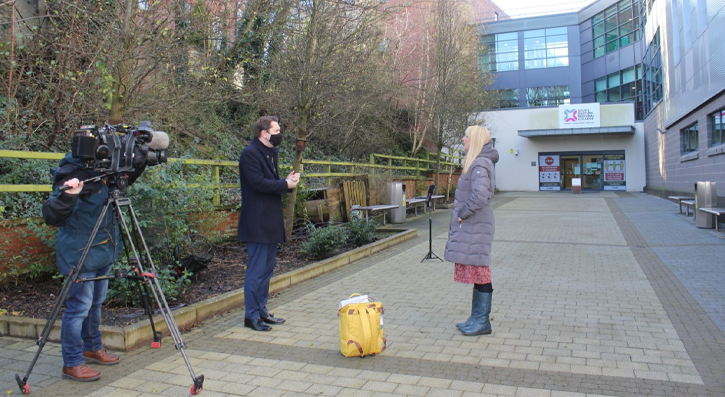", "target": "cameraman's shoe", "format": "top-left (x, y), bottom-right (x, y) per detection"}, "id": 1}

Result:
top-left (62, 364), bottom-right (101, 382)
top-left (83, 349), bottom-right (120, 365)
